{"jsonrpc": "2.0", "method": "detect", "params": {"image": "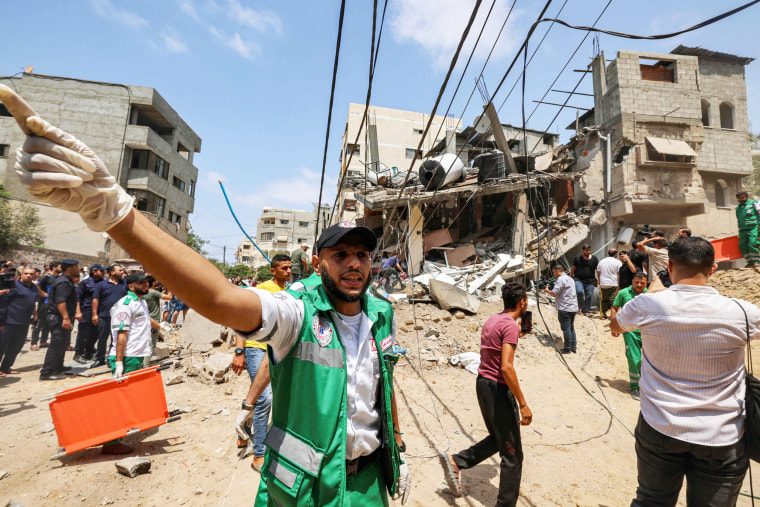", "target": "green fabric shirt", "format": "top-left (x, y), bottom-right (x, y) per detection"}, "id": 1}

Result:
top-left (736, 199), bottom-right (760, 231)
top-left (290, 248), bottom-right (308, 275)
top-left (142, 289), bottom-right (163, 321)
top-left (613, 285), bottom-right (647, 309)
